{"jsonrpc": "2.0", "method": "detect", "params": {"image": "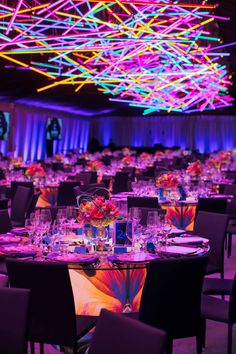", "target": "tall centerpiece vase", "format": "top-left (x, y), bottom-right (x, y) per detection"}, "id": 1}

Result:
top-left (77, 194), bottom-right (119, 254)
